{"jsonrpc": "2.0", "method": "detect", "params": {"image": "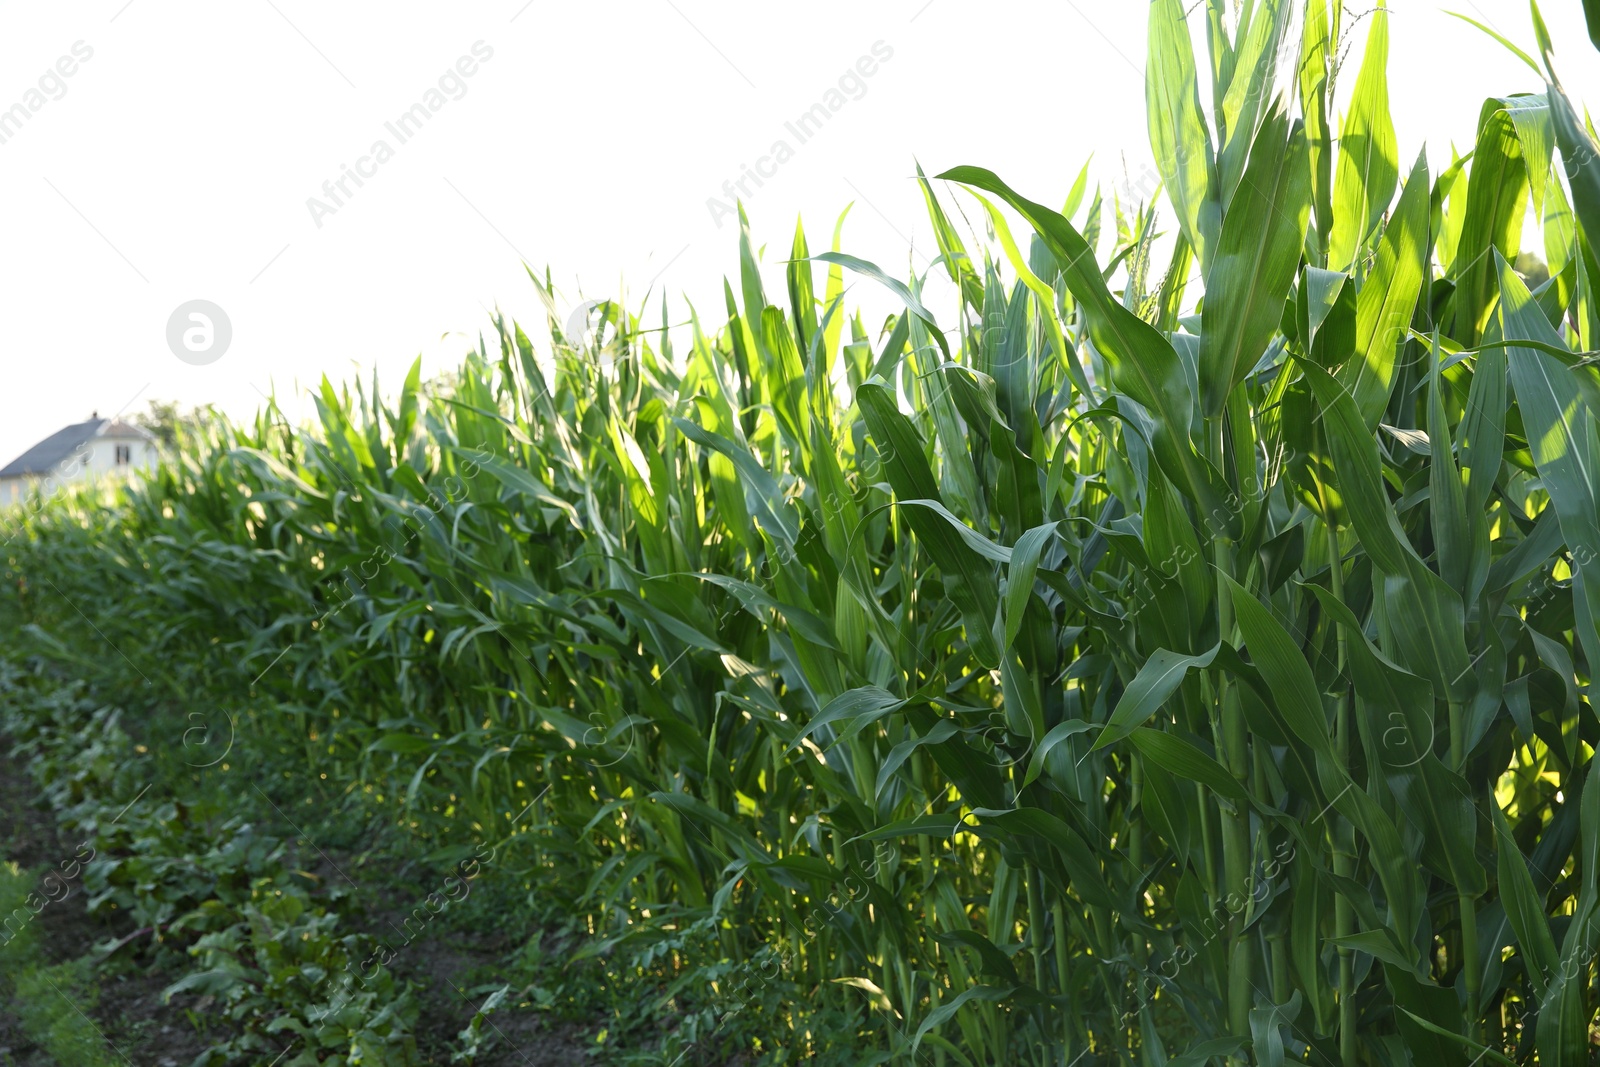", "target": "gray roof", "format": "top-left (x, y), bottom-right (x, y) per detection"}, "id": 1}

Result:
top-left (0, 418), bottom-right (150, 479)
